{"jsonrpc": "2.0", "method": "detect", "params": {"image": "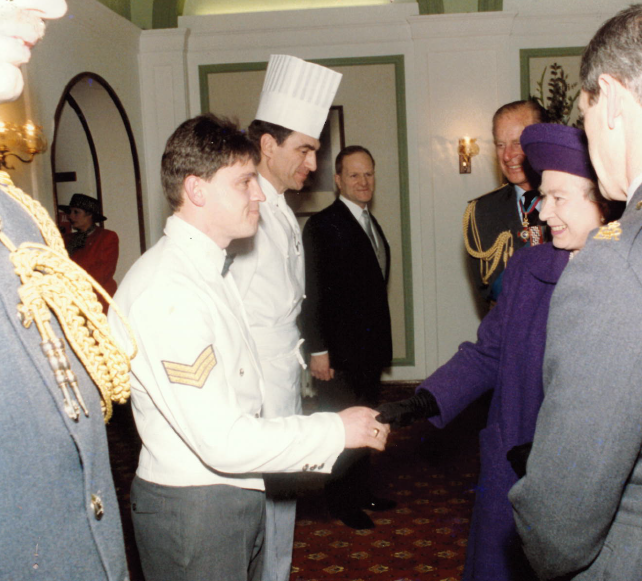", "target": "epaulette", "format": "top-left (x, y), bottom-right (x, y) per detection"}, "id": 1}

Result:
top-left (467, 183), bottom-right (510, 204)
top-left (593, 221), bottom-right (622, 242)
